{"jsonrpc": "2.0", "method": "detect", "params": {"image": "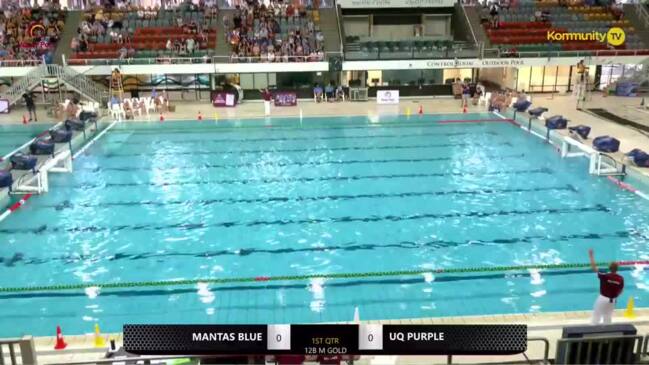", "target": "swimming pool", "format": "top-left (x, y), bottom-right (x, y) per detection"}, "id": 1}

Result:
top-left (1, 113), bottom-right (648, 337)
top-left (0, 123), bottom-right (54, 158)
